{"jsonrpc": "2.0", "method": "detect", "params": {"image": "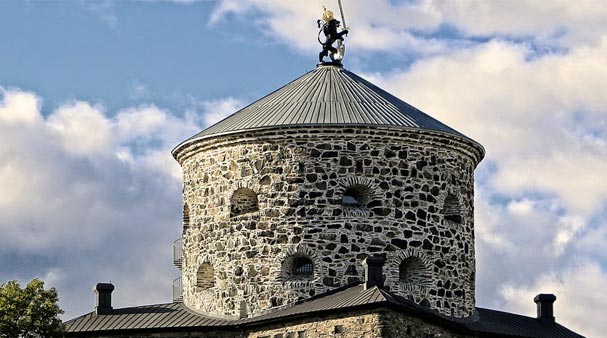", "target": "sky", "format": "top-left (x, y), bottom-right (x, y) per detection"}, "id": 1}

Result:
top-left (0, 1), bottom-right (605, 337)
